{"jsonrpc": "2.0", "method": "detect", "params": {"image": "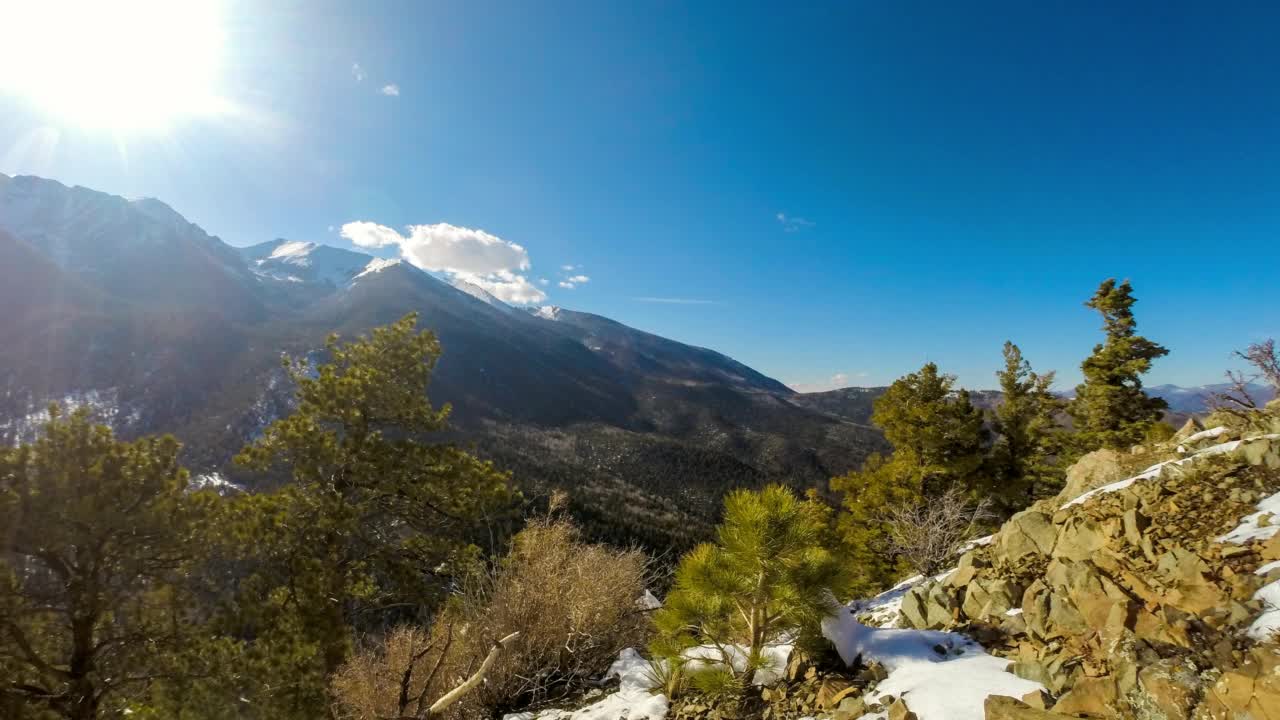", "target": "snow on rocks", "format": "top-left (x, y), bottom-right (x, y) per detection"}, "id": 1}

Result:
top-left (821, 606), bottom-right (1043, 720)
top-left (1177, 425), bottom-right (1229, 453)
top-left (1218, 489), bottom-right (1280, 544)
top-left (683, 642), bottom-right (794, 686)
top-left (1065, 436), bottom-right (1251, 509)
top-left (503, 648), bottom-right (667, 720)
top-left (190, 472), bottom-right (244, 494)
top-left (1246, 579), bottom-right (1280, 641)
